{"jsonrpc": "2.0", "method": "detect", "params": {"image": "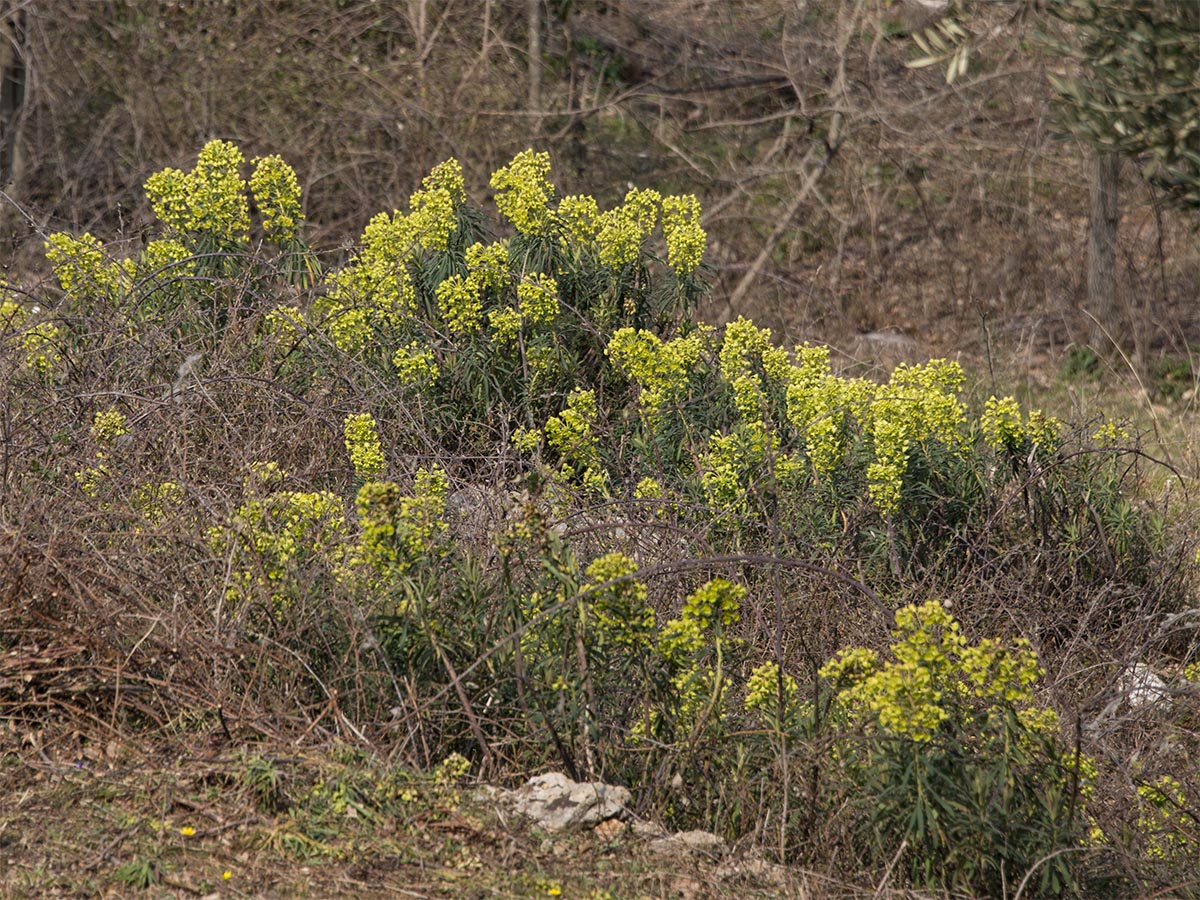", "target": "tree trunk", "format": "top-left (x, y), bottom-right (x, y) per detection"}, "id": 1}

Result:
top-left (527, 0), bottom-right (542, 115)
top-left (1087, 151), bottom-right (1120, 347)
top-left (0, 6), bottom-right (27, 191)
